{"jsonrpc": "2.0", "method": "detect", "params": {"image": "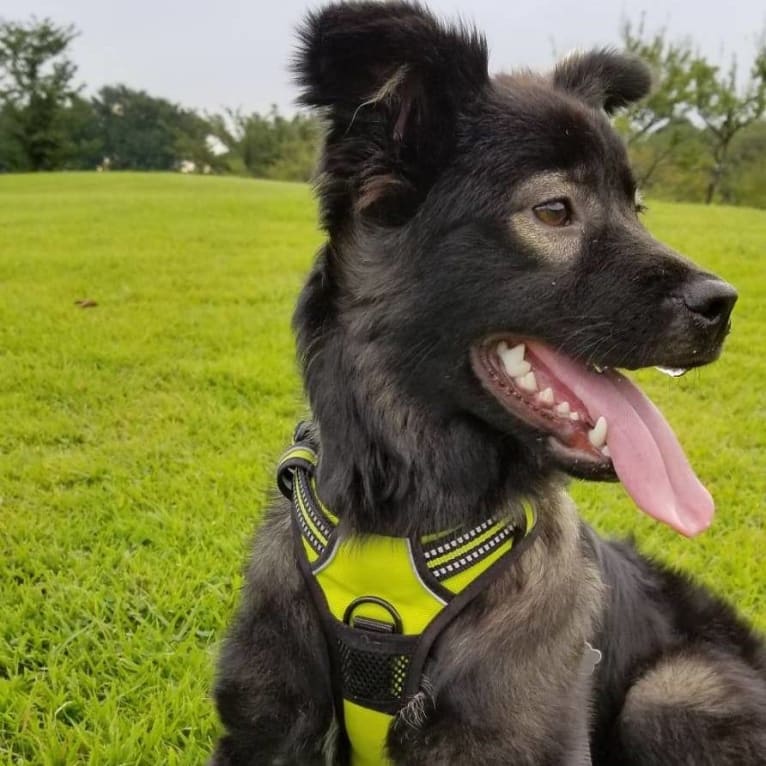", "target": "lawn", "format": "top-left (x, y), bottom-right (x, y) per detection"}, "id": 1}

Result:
top-left (0, 172), bottom-right (764, 764)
